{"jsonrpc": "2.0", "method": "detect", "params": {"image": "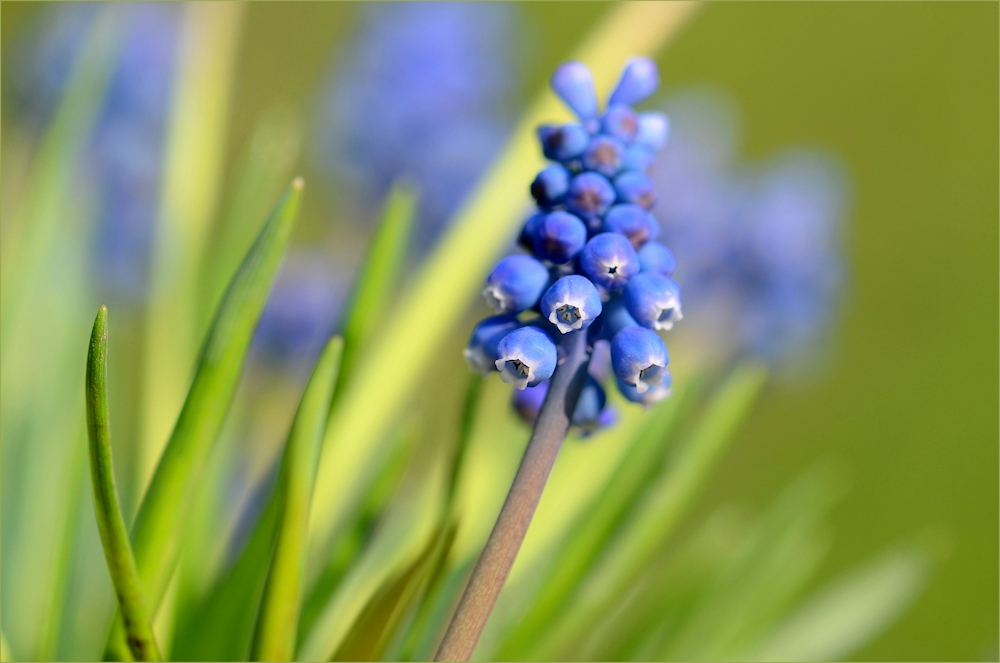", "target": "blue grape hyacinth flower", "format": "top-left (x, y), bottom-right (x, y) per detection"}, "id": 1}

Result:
top-left (611, 326), bottom-right (669, 394)
top-left (541, 275), bottom-right (603, 334)
top-left (468, 57), bottom-right (684, 429)
top-left (495, 327), bottom-right (558, 390)
top-left (623, 272), bottom-right (683, 331)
